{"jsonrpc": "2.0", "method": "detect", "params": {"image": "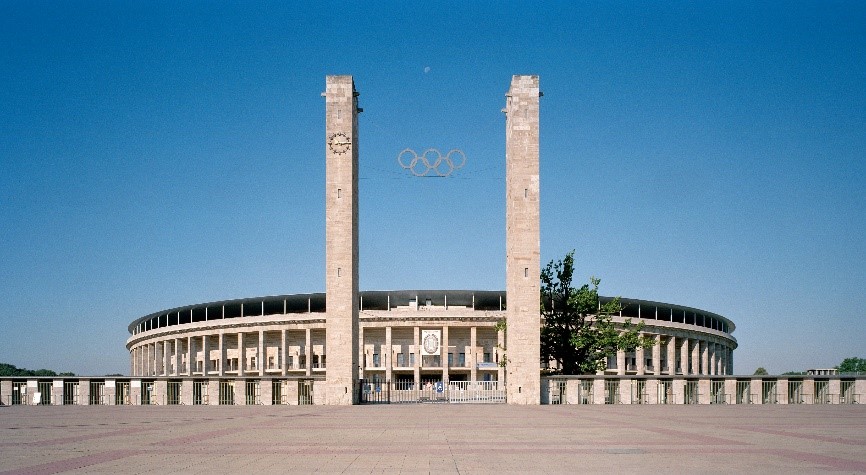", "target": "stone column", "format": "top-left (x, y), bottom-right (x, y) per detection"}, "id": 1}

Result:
top-left (778, 378), bottom-right (789, 404)
top-left (679, 338), bottom-right (688, 375)
top-left (716, 345), bottom-right (723, 375)
top-left (700, 340), bottom-right (709, 375)
top-left (150, 343), bottom-right (156, 376)
top-left (802, 378), bottom-right (814, 404)
top-left (79, 379), bottom-right (90, 405)
top-left (131, 347), bottom-right (137, 376)
top-left (691, 340), bottom-right (700, 375)
top-left (202, 335), bottom-right (209, 376)
top-left (497, 326), bottom-right (506, 383)
top-left (323, 75), bottom-right (360, 405)
top-left (281, 329), bottom-right (287, 376)
top-left (173, 338), bottom-right (180, 376)
top-left (258, 330), bottom-right (265, 375)
top-left (621, 378), bottom-right (632, 404)
top-left (261, 379), bottom-right (272, 406)
top-left (724, 378), bottom-right (736, 404)
top-left (854, 379), bottom-right (866, 404)
top-left (652, 334), bottom-right (662, 375)
top-left (667, 337), bottom-right (676, 375)
top-left (698, 379), bottom-right (711, 404)
top-left (238, 333), bottom-right (245, 376)
top-left (219, 333), bottom-right (226, 377)
top-left (829, 379), bottom-right (841, 404)
top-left (186, 336), bottom-right (193, 375)
top-left (565, 379), bottom-right (580, 405)
top-left (441, 326), bottom-right (449, 384)
top-left (386, 326), bottom-right (393, 383)
top-left (616, 349), bottom-right (626, 375)
top-left (636, 340), bottom-right (645, 375)
top-left (305, 328), bottom-right (312, 377)
top-left (708, 342), bottom-right (716, 376)
top-left (154, 380), bottom-right (166, 406)
top-left (1, 380), bottom-right (11, 406)
top-left (666, 378), bottom-right (678, 404)
top-left (505, 74), bottom-right (541, 405)
top-left (181, 380), bottom-right (193, 406)
top-left (751, 378), bottom-right (763, 404)
top-left (358, 326), bottom-right (365, 380)
top-left (470, 326), bottom-right (478, 383)
top-left (130, 347), bottom-right (136, 377)
top-left (163, 340), bottom-right (170, 376)
top-left (233, 379), bottom-right (244, 406)
top-left (413, 326), bottom-right (420, 387)
top-left (592, 379), bottom-right (606, 405)
top-left (646, 379), bottom-right (659, 405)
top-left (728, 347), bottom-right (734, 374)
